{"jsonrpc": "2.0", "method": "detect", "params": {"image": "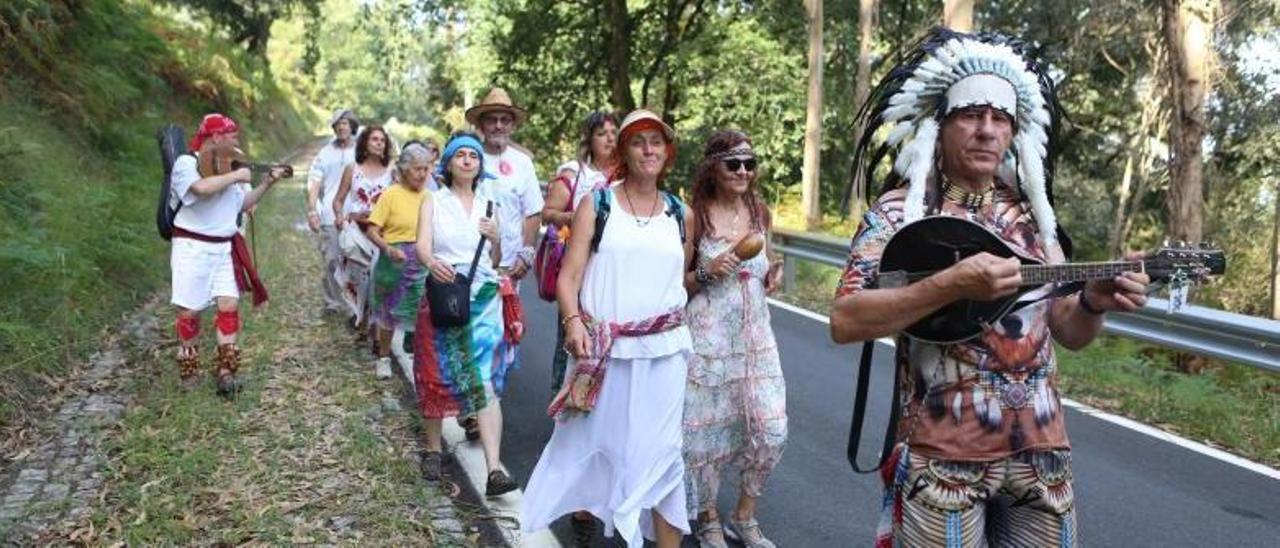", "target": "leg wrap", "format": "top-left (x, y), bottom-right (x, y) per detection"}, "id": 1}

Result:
top-left (215, 309), bottom-right (240, 336)
top-left (176, 315), bottom-right (201, 341)
top-left (177, 346), bottom-right (199, 379)
top-left (215, 343), bottom-right (242, 375)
